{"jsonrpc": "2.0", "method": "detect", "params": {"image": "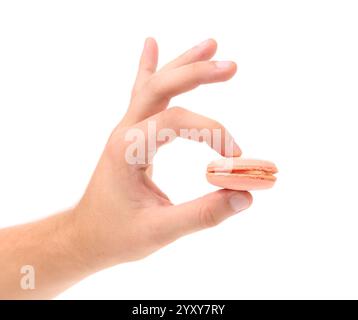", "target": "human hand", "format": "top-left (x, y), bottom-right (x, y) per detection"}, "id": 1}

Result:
top-left (72, 38), bottom-right (253, 270)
